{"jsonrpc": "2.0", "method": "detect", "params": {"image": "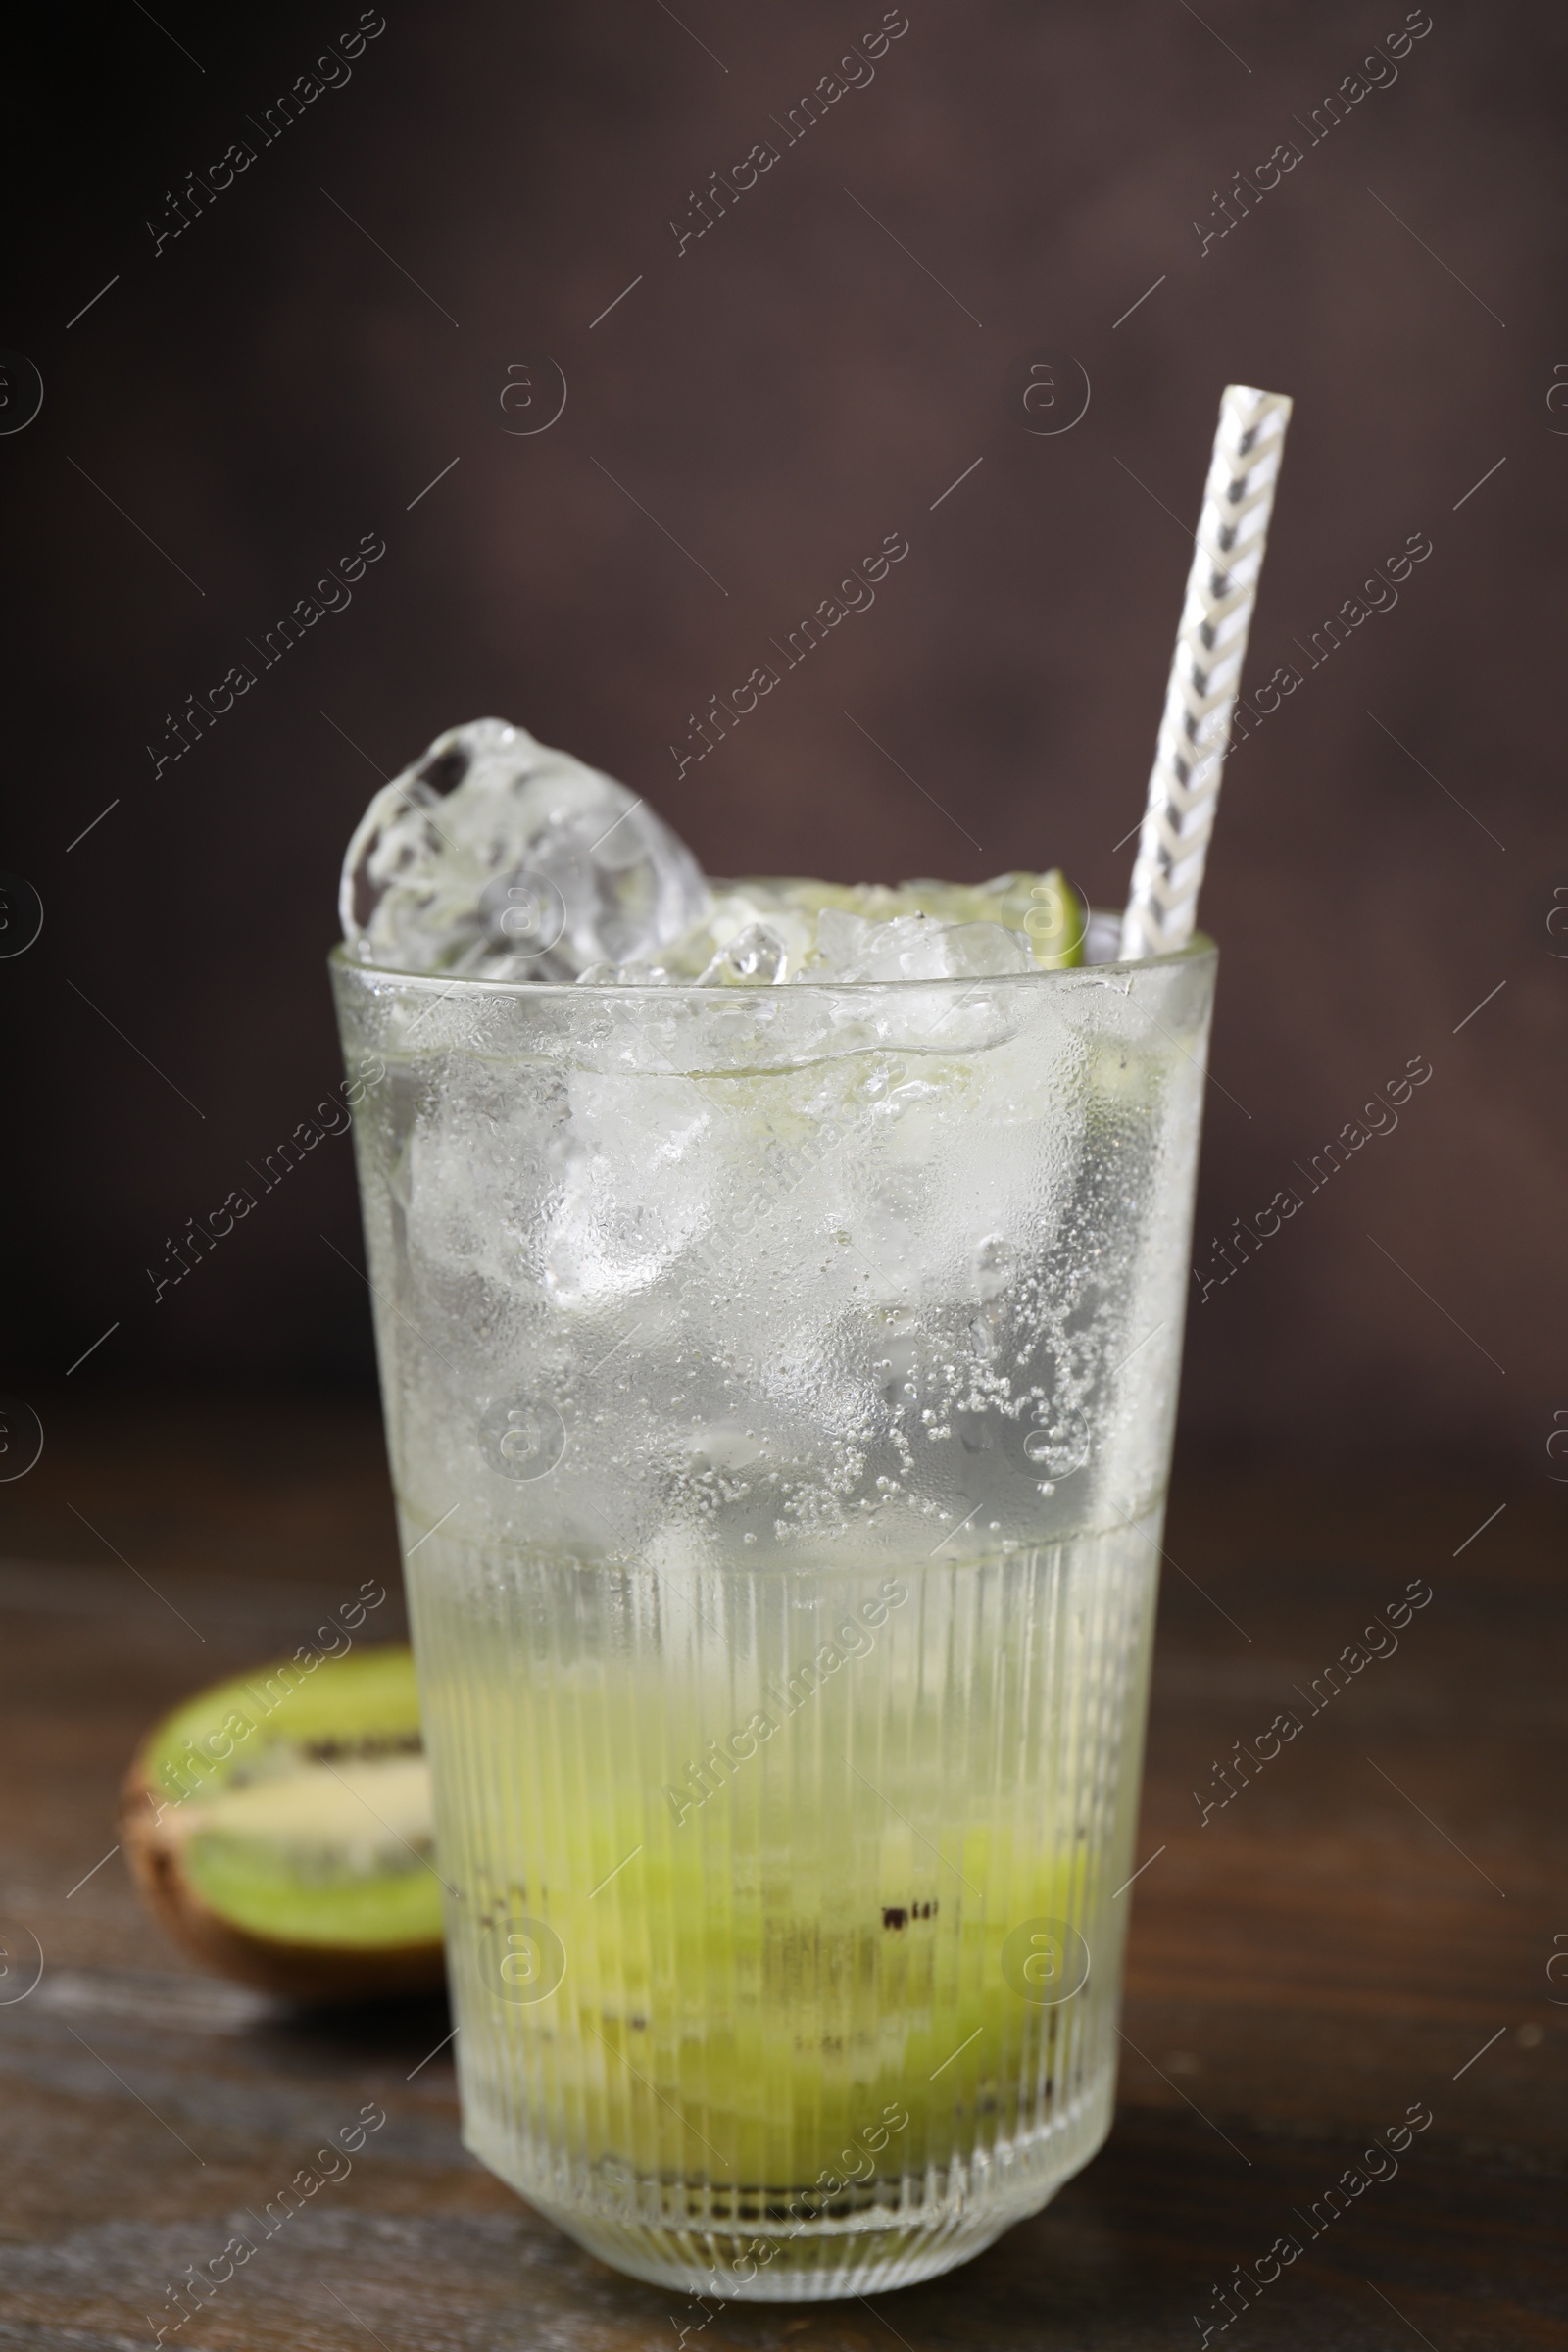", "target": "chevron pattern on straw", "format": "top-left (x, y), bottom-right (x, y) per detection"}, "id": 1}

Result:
top-left (1120, 384), bottom-right (1293, 960)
